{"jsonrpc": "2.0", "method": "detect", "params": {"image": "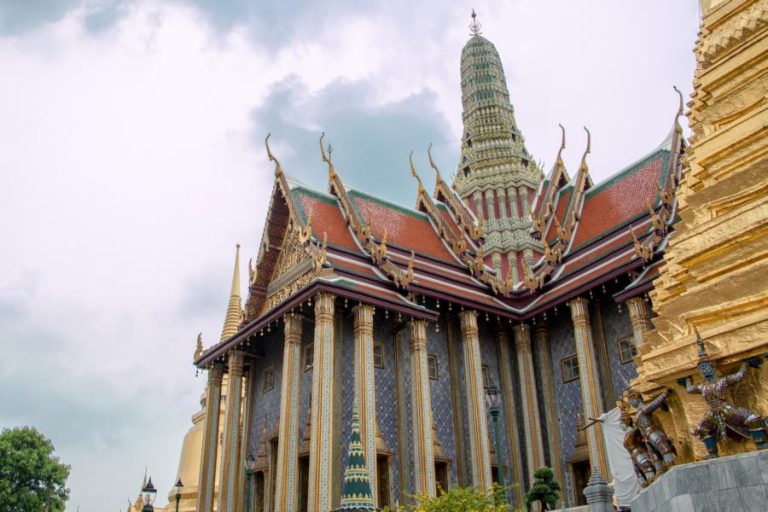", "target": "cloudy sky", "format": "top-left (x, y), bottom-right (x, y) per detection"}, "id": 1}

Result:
top-left (0, 1), bottom-right (700, 510)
